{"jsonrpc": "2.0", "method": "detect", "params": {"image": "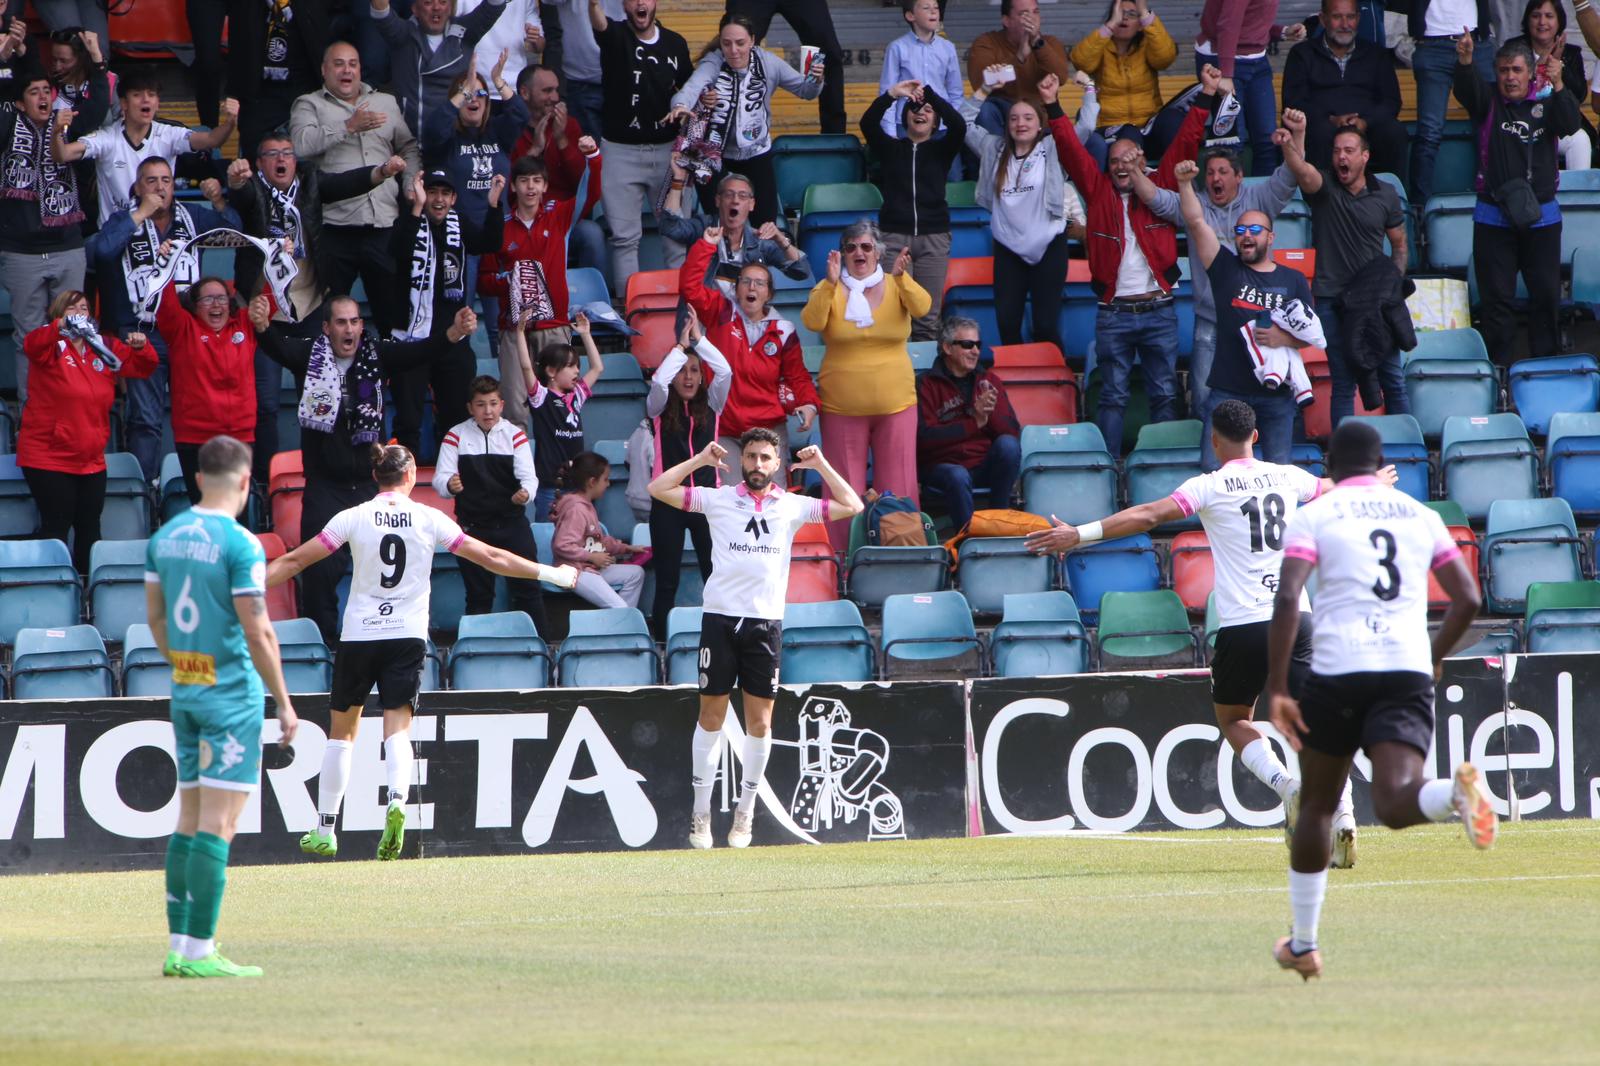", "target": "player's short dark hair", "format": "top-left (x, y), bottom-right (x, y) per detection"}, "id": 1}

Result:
top-left (512, 154), bottom-right (548, 181)
top-left (370, 443), bottom-right (415, 488)
top-left (1328, 419), bottom-right (1384, 481)
top-left (469, 375), bottom-right (502, 398)
top-left (198, 435), bottom-right (252, 478)
top-left (117, 66), bottom-right (162, 98)
top-left (558, 451), bottom-right (610, 493)
top-left (1211, 399), bottom-right (1257, 444)
top-left (1332, 124), bottom-right (1369, 151)
top-left (740, 427), bottom-right (782, 454)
